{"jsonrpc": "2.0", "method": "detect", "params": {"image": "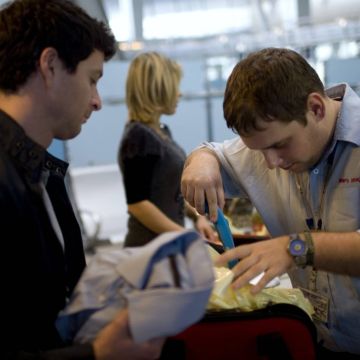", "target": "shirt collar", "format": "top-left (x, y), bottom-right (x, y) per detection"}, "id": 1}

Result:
top-left (326, 83), bottom-right (360, 147)
top-left (0, 109), bottom-right (68, 183)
